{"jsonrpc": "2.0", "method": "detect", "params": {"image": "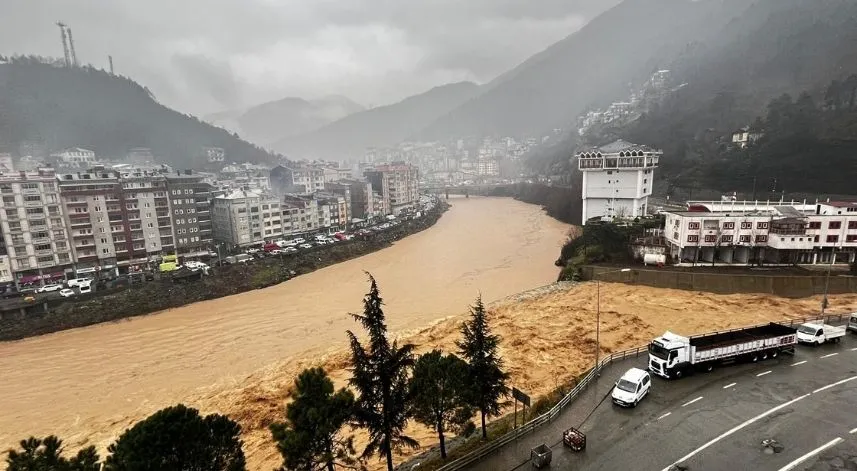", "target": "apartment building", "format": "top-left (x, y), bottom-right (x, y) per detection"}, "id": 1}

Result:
top-left (664, 200), bottom-right (857, 265)
top-left (0, 168), bottom-right (73, 286)
top-left (211, 189), bottom-right (282, 247)
top-left (316, 193), bottom-right (349, 233)
top-left (281, 195), bottom-right (319, 236)
top-left (364, 163), bottom-right (419, 216)
top-left (51, 148), bottom-right (97, 168)
top-left (269, 165), bottom-right (325, 195)
top-left (165, 171), bottom-right (213, 258)
top-left (577, 140), bottom-right (659, 223)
